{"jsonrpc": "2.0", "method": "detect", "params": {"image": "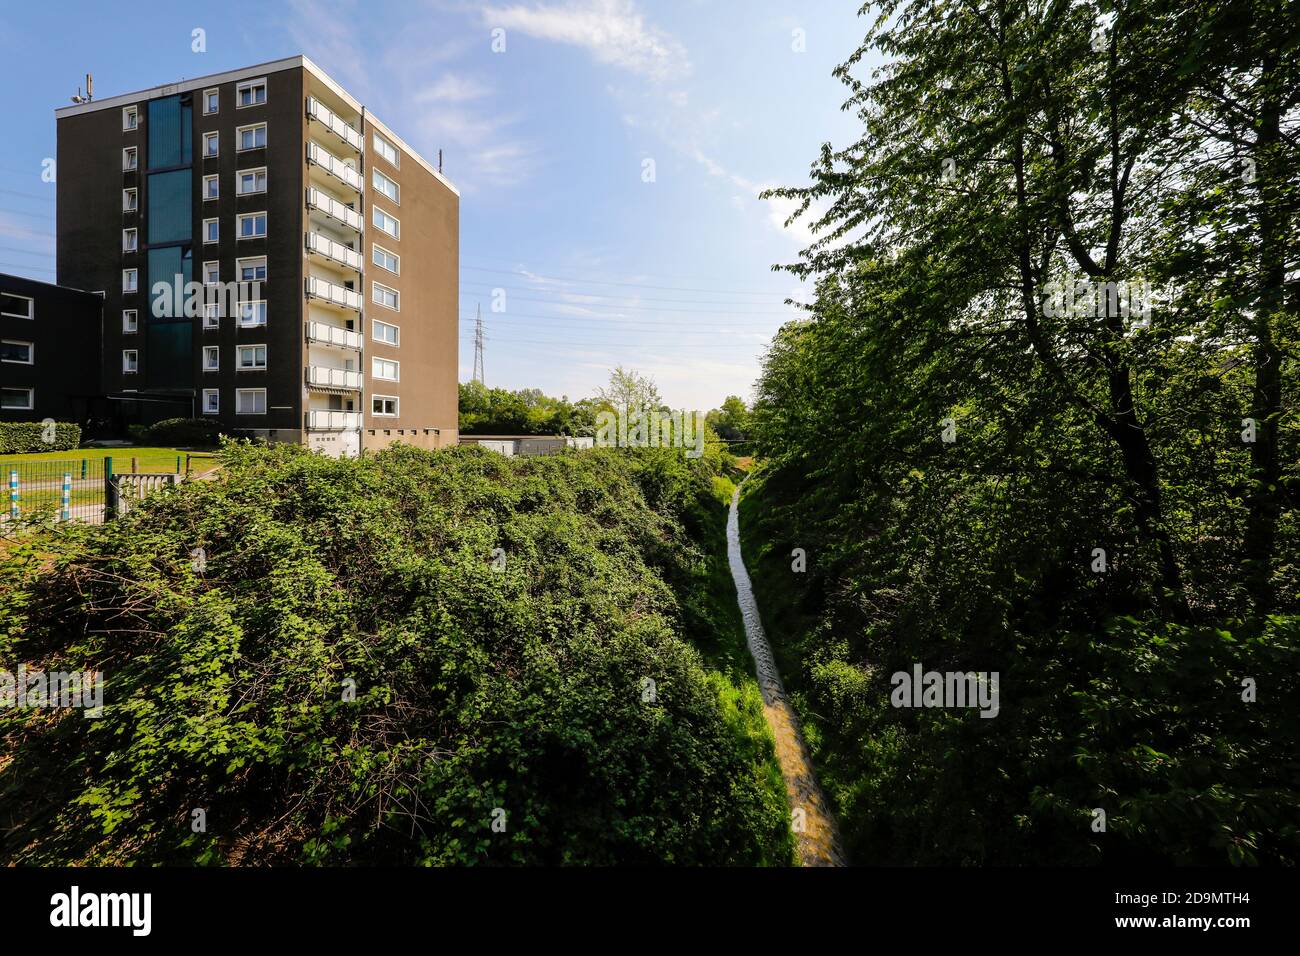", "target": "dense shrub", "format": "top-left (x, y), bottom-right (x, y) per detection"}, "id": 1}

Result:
top-left (0, 441), bottom-right (789, 865)
top-left (0, 422), bottom-right (80, 454)
top-left (146, 417), bottom-right (223, 446)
